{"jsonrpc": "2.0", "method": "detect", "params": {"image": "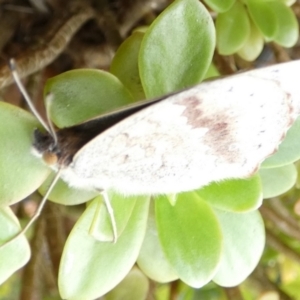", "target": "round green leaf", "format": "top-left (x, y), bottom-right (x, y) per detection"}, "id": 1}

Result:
top-left (155, 192), bottom-right (222, 288)
top-left (196, 174), bottom-right (262, 212)
top-left (237, 18), bottom-right (264, 61)
top-left (137, 201), bottom-right (178, 283)
top-left (216, 1), bottom-right (251, 55)
top-left (282, 0), bottom-right (296, 5)
top-left (0, 102), bottom-right (50, 206)
top-left (0, 207), bottom-right (31, 285)
top-left (246, 0), bottom-right (278, 39)
top-left (262, 117), bottom-right (300, 168)
top-left (105, 267), bottom-right (149, 300)
top-left (110, 31), bottom-right (146, 101)
top-left (269, 1), bottom-right (298, 47)
top-left (88, 193), bottom-right (138, 242)
top-left (212, 209), bottom-right (265, 287)
top-left (38, 172), bottom-right (98, 205)
top-left (45, 69), bottom-right (134, 128)
top-left (139, 0), bottom-right (215, 98)
top-left (58, 196), bottom-right (150, 299)
top-left (204, 63), bottom-right (220, 80)
top-left (259, 164), bottom-right (297, 199)
top-left (203, 0), bottom-right (236, 13)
